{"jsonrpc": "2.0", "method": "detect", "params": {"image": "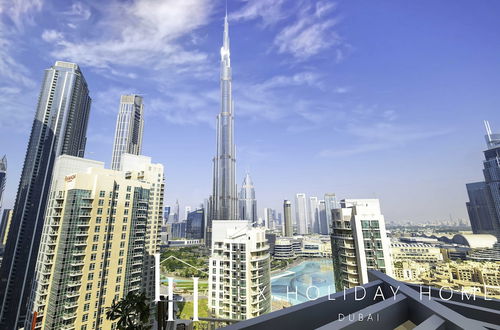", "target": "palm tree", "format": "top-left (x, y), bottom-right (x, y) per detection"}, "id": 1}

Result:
top-left (106, 291), bottom-right (151, 330)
